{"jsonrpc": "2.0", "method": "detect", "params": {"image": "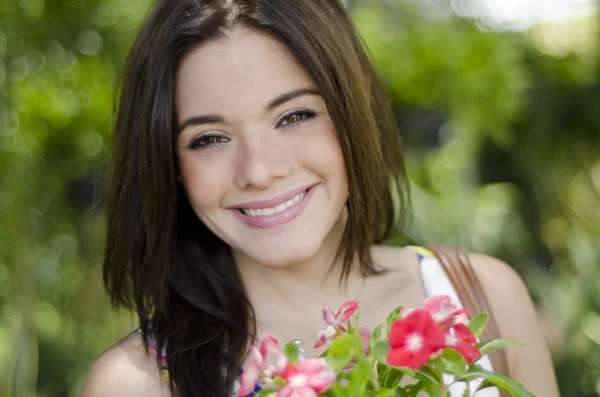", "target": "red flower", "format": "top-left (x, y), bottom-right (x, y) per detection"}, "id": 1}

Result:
top-left (386, 309), bottom-right (446, 369)
top-left (322, 301), bottom-right (358, 332)
top-left (424, 295), bottom-right (469, 326)
top-left (276, 357), bottom-right (336, 397)
top-left (443, 323), bottom-right (481, 364)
